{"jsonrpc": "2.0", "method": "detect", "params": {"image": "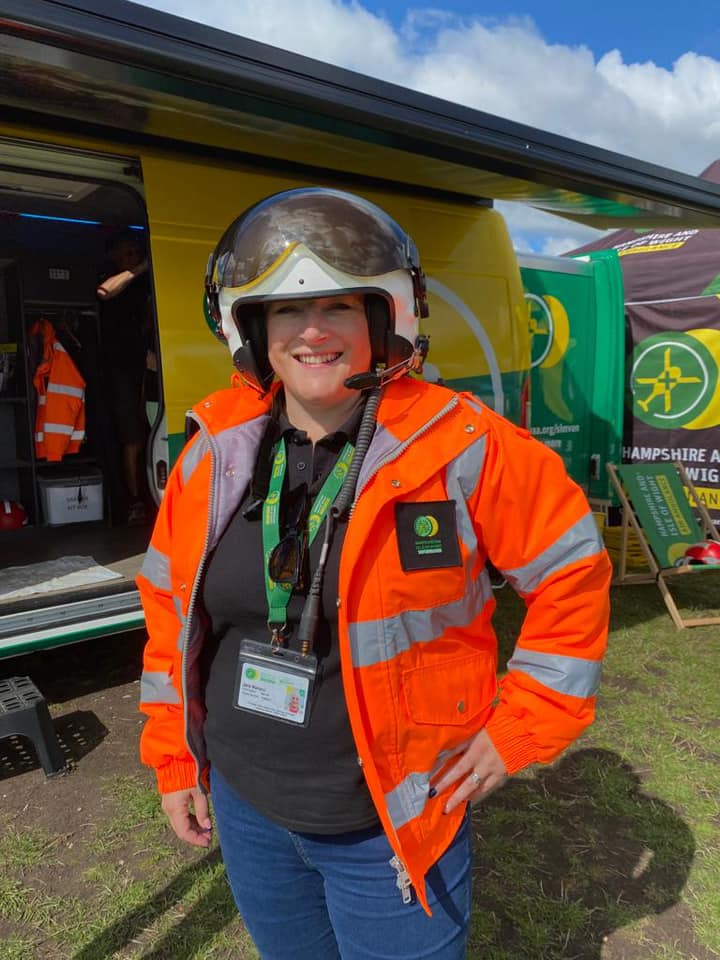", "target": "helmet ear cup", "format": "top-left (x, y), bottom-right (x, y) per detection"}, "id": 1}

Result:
top-left (232, 306), bottom-right (274, 390)
top-left (365, 294), bottom-right (413, 369)
top-left (385, 331), bottom-right (414, 368)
